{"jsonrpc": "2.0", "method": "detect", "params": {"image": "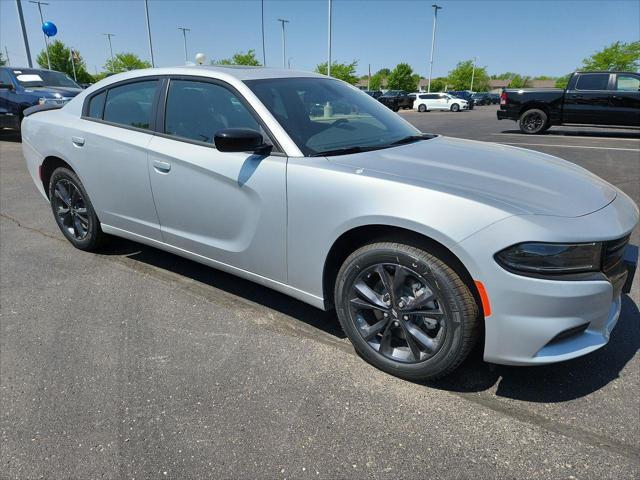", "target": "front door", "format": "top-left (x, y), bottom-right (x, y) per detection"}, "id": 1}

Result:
top-left (146, 78), bottom-right (287, 282)
top-left (563, 72), bottom-right (612, 125)
top-left (608, 73), bottom-right (640, 127)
